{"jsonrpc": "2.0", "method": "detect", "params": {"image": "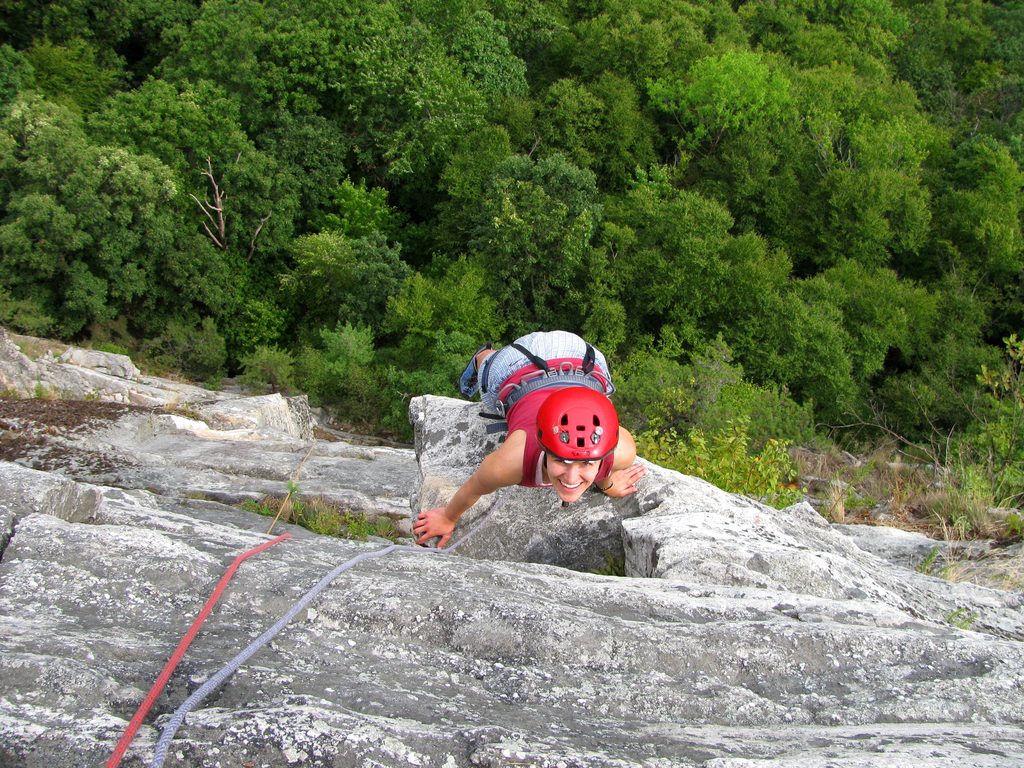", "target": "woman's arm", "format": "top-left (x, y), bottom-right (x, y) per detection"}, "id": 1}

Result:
top-left (413, 431), bottom-right (526, 548)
